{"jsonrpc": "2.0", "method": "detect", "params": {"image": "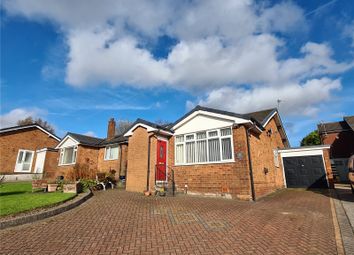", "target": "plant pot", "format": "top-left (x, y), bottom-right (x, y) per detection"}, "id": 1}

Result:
top-left (63, 183), bottom-right (79, 194)
top-left (47, 184), bottom-right (58, 192)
